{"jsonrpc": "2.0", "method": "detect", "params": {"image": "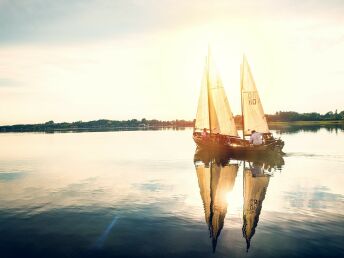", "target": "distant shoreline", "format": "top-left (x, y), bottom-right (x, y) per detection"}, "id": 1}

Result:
top-left (0, 119), bottom-right (193, 133)
top-left (0, 126), bottom-right (189, 133)
top-left (0, 119), bottom-right (342, 133)
top-left (265, 120), bottom-right (344, 130)
top-left (238, 120), bottom-right (343, 130)
top-left (268, 120), bottom-right (344, 126)
top-left (1, 110), bottom-right (343, 133)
